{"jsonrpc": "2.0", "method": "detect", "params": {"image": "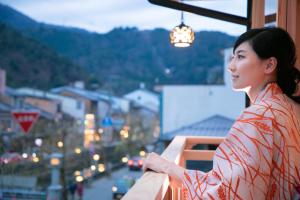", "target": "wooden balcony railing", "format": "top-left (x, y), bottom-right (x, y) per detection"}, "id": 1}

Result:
top-left (123, 136), bottom-right (224, 200)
